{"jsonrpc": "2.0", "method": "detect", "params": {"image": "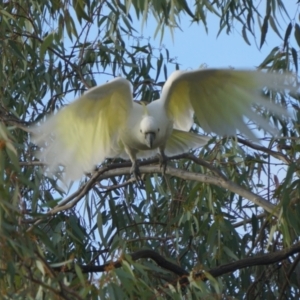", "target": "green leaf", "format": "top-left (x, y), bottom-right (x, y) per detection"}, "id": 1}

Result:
top-left (223, 246), bottom-right (239, 261)
top-left (8, 40), bottom-right (25, 60)
top-left (73, 0), bottom-right (92, 23)
top-left (258, 46), bottom-right (279, 68)
top-left (291, 47), bottom-right (298, 73)
top-left (97, 212), bottom-right (107, 247)
top-left (75, 264), bottom-right (85, 286)
top-left (242, 25), bottom-right (251, 46)
top-left (283, 22), bottom-right (293, 49)
top-left (36, 260), bottom-right (45, 276)
top-left (0, 9), bottom-right (15, 19)
top-left (269, 15), bottom-right (282, 39)
top-left (294, 23), bottom-right (300, 48)
top-left (260, 16), bottom-right (269, 49)
top-left (40, 32), bottom-right (55, 60)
